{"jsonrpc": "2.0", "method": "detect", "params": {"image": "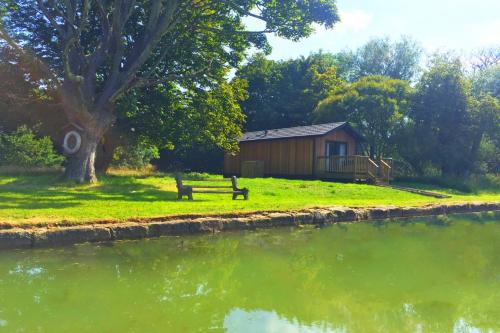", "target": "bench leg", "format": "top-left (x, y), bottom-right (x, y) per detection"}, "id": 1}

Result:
top-left (232, 190), bottom-right (249, 200)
